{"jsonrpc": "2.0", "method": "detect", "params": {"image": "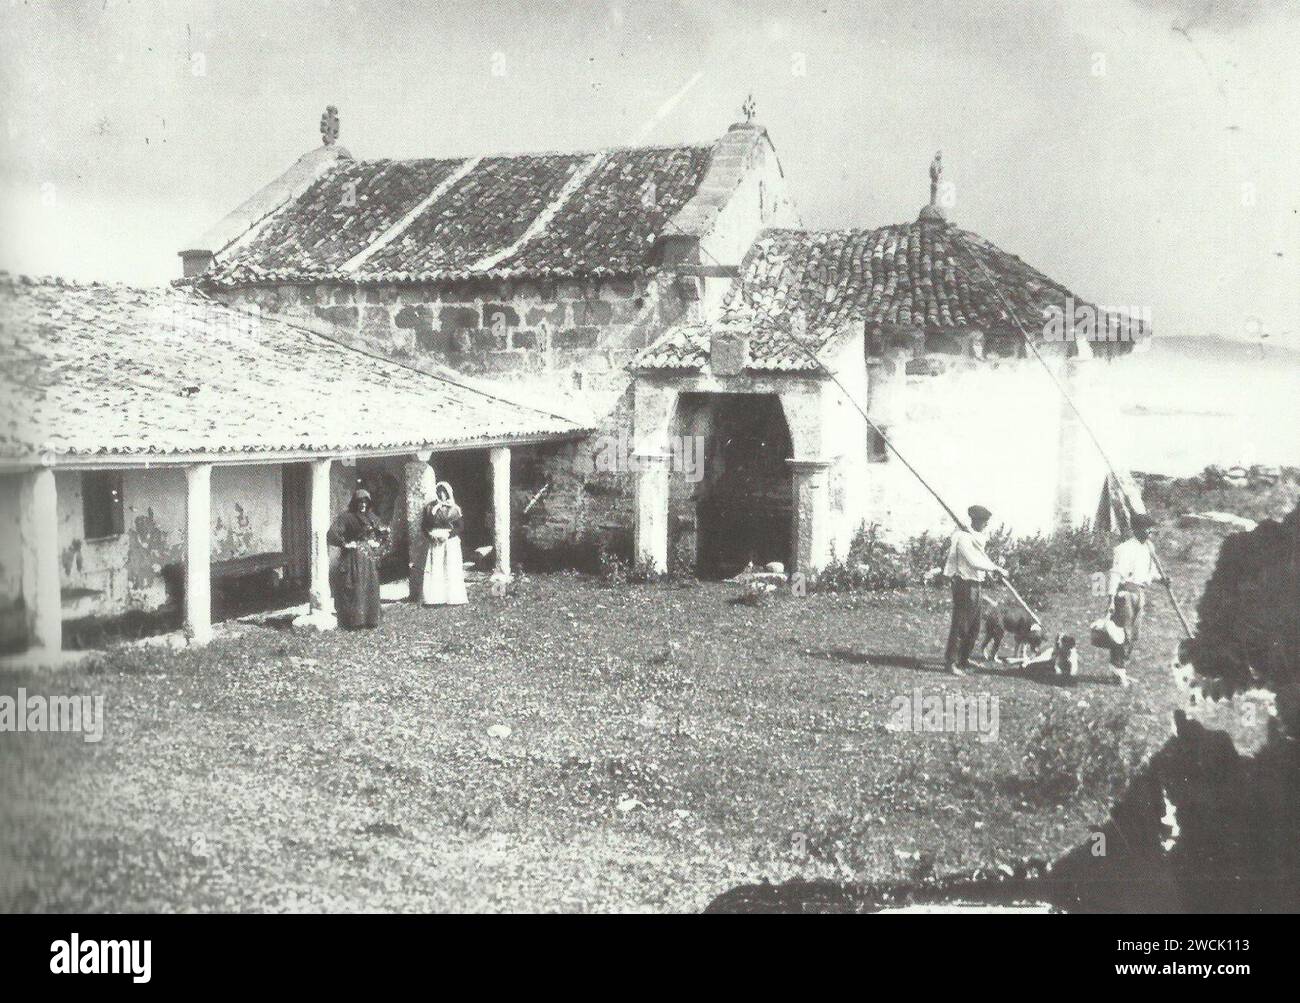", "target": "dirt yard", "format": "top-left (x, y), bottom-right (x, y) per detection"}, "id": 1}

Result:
top-left (0, 511), bottom-right (1278, 912)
